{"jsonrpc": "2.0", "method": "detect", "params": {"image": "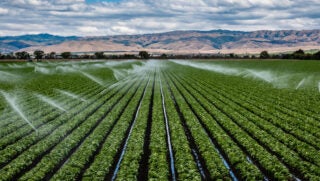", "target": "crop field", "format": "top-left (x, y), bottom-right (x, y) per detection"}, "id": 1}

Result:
top-left (0, 59), bottom-right (320, 180)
